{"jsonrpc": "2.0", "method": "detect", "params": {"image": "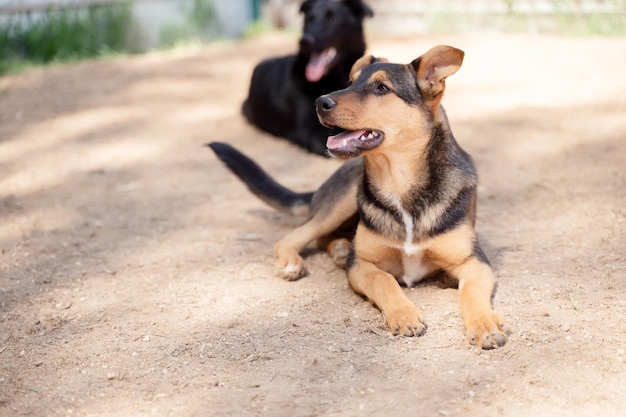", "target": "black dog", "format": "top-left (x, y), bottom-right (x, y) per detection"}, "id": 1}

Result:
top-left (242, 0), bottom-right (373, 156)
